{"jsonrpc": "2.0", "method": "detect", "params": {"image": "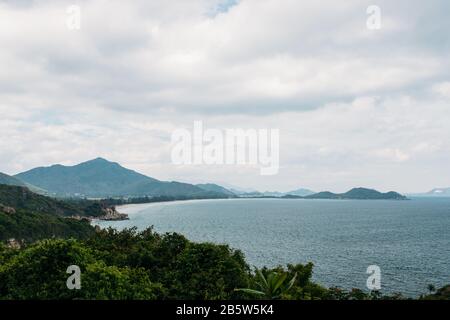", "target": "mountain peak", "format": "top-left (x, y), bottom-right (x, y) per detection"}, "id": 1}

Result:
top-left (85, 157), bottom-right (113, 164)
top-left (76, 157), bottom-right (119, 168)
top-left (15, 158), bottom-right (230, 199)
top-left (93, 157), bottom-right (109, 162)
